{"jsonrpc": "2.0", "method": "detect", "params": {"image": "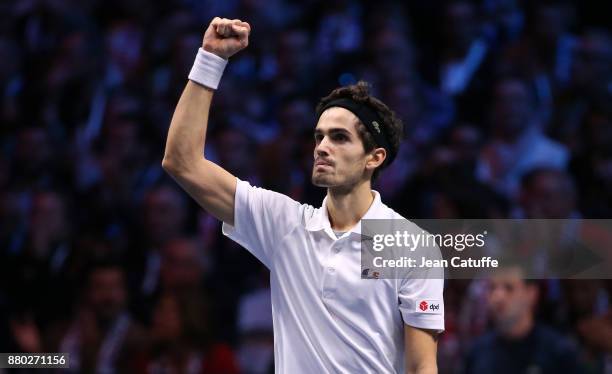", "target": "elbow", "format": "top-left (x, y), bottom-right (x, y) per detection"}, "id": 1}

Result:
top-left (161, 156), bottom-right (181, 175)
top-left (162, 154), bottom-right (203, 176)
top-left (407, 363), bottom-right (437, 374)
